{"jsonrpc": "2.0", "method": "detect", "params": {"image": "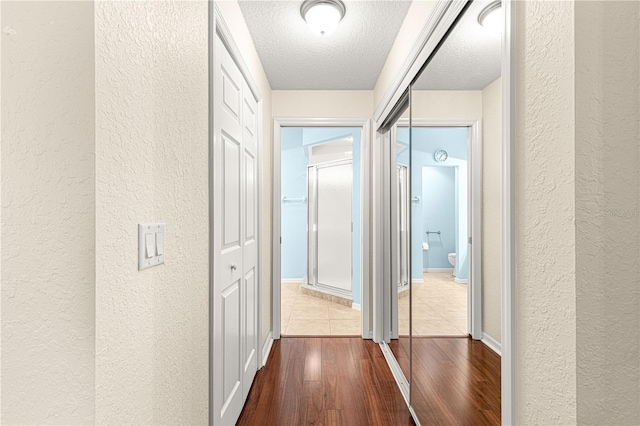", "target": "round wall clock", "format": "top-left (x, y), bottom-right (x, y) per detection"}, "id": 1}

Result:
top-left (434, 149), bottom-right (448, 162)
